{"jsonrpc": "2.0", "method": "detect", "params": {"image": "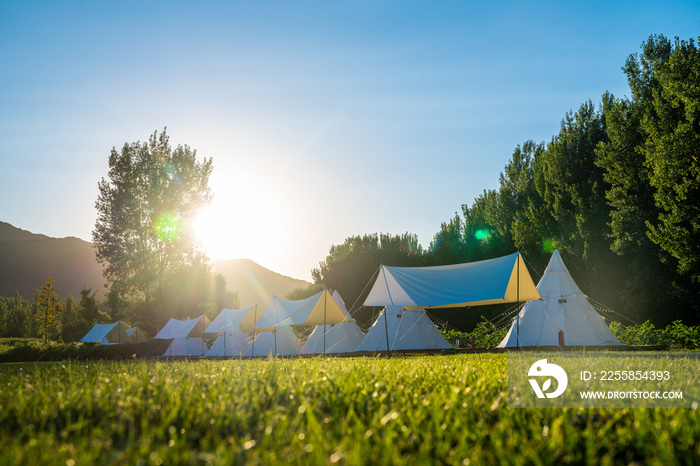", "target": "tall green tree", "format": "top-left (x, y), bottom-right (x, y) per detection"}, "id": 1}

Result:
top-left (34, 276), bottom-right (64, 344)
top-left (93, 128), bottom-right (216, 332)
